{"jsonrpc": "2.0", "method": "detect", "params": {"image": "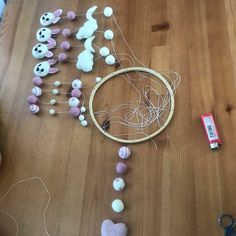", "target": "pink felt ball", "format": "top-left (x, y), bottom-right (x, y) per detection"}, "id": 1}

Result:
top-left (70, 107), bottom-right (80, 117)
top-left (58, 53), bottom-right (68, 63)
top-left (115, 162), bottom-right (128, 175)
top-left (32, 76), bottom-right (43, 86)
top-left (71, 89), bottom-right (82, 98)
top-left (62, 28), bottom-right (72, 38)
top-left (67, 11), bottom-right (76, 21)
top-left (27, 95), bottom-right (38, 104)
top-left (60, 41), bottom-right (71, 51)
